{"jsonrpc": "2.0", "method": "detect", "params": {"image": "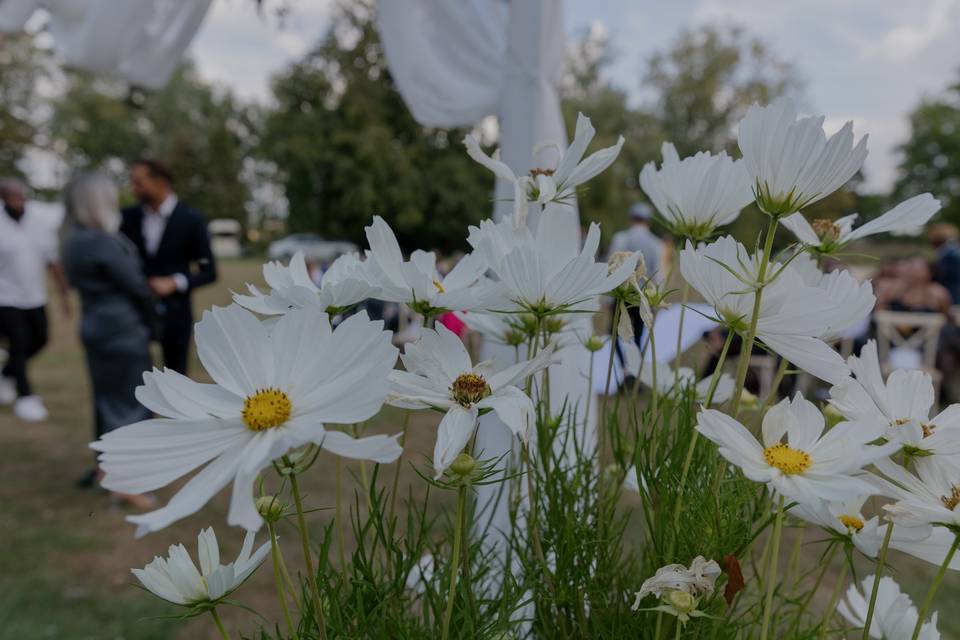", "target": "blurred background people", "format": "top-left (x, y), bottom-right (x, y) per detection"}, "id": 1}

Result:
top-left (121, 159), bottom-right (217, 374)
top-left (608, 202), bottom-right (665, 283)
top-left (929, 223), bottom-right (960, 304)
top-left (0, 177), bottom-right (70, 422)
top-left (62, 172), bottom-right (155, 506)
